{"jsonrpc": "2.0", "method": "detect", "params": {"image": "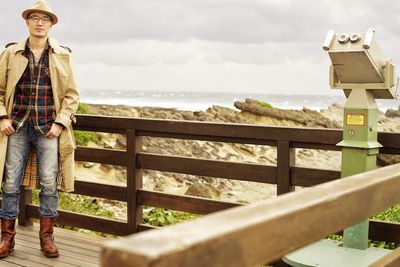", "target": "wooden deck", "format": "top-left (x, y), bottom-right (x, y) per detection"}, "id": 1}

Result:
top-left (0, 223), bottom-right (107, 267)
